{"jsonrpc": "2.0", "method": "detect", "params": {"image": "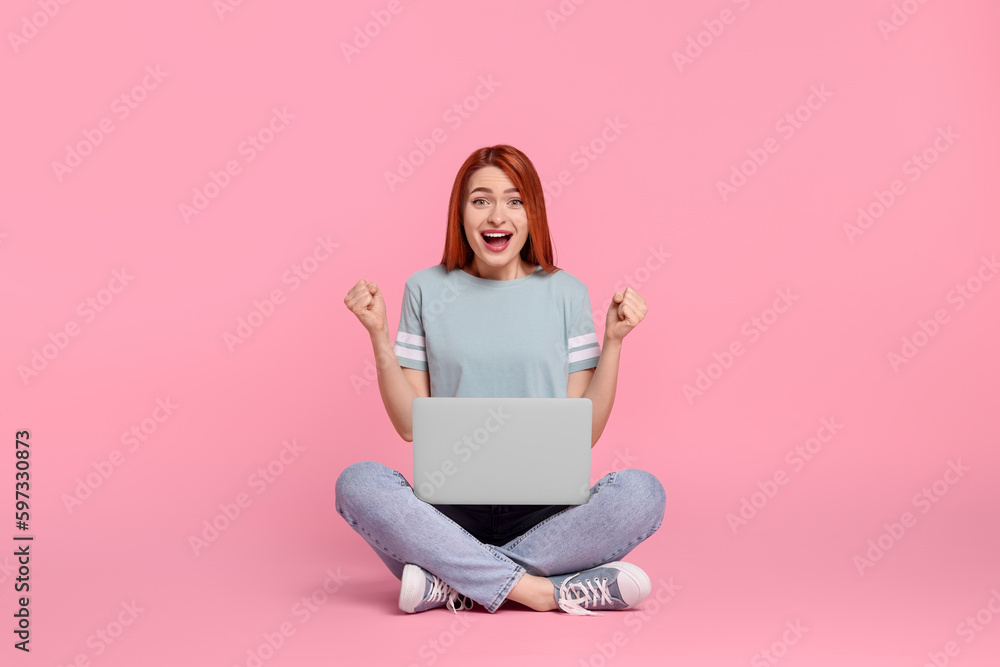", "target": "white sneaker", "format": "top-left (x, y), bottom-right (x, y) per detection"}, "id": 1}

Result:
top-left (547, 561), bottom-right (652, 616)
top-left (399, 563), bottom-right (473, 614)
